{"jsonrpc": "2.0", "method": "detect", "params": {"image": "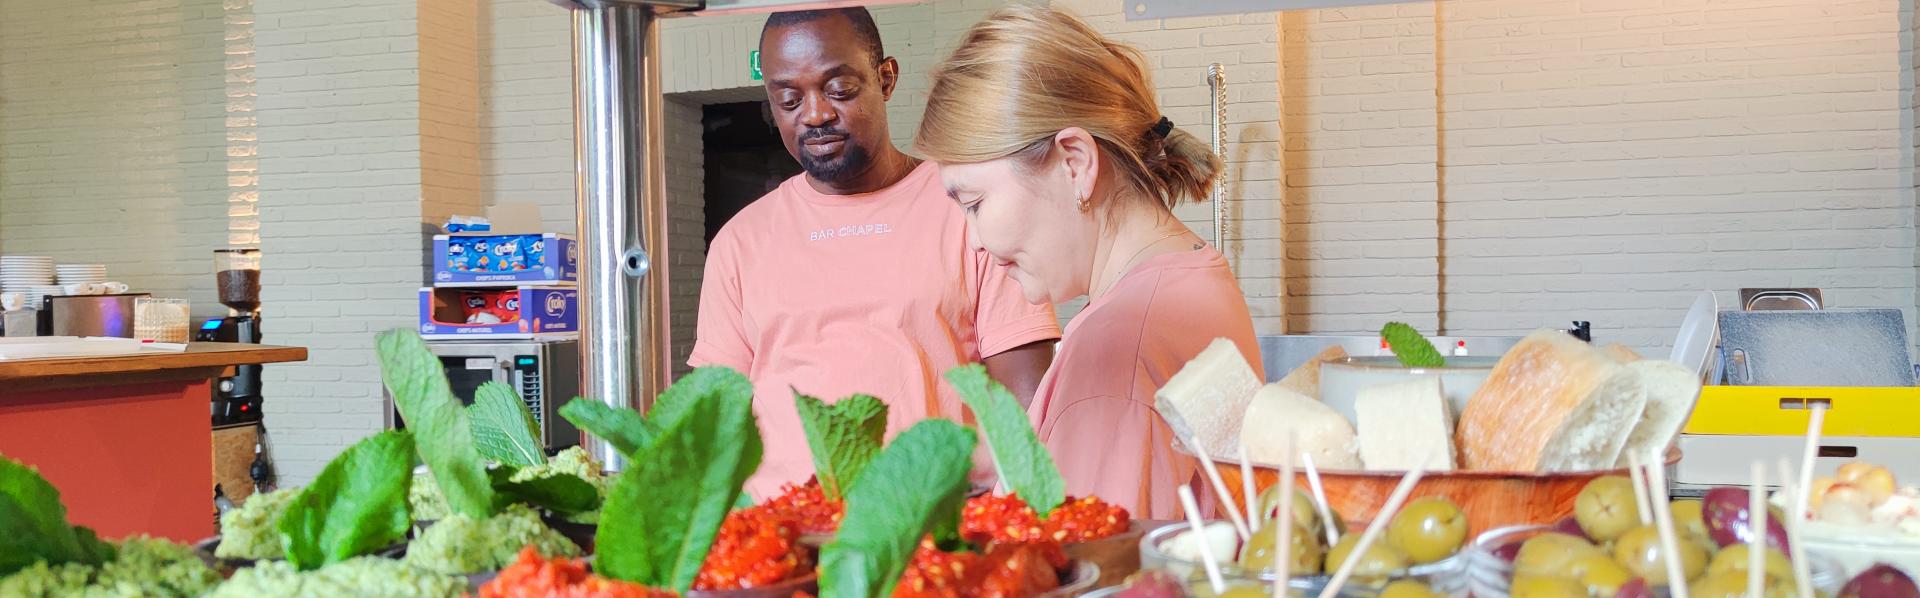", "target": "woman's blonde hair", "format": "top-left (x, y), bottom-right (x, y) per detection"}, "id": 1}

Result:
top-left (916, 5), bottom-right (1220, 210)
